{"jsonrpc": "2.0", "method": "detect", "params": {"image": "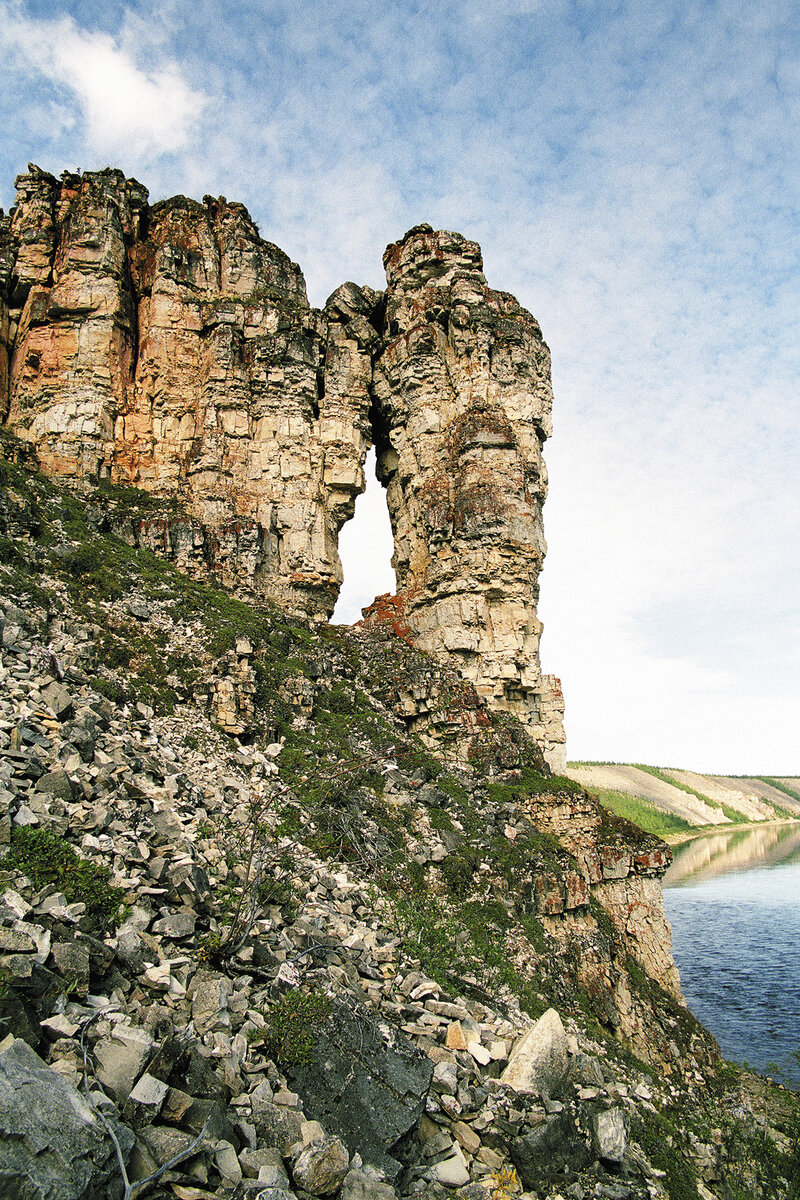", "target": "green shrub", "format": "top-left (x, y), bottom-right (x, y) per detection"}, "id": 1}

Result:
top-left (757, 776), bottom-right (800, 804)
top-left (440, 846), bottom-right (481, 898)
top-left (633, 764), bottom-right (748, 824)
top-left (394, 743), bottom-right (442, 781)
top-left (62, 543), bottom-right (125, 600)
top-left (629, 1111), bottom-right (700, 1200)
top-left (0, 535), bottom-right (22, 565)
top-left (257, 990), bottom-right (332, 1065)
top-left (6, 826), bottom-right (124, 930)
top-left (93, 677), bottom-right (129, 705)
top-left (594, 789), bottom-right (693, 838)
top-left (485, 765), bottom-right (582, 807)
